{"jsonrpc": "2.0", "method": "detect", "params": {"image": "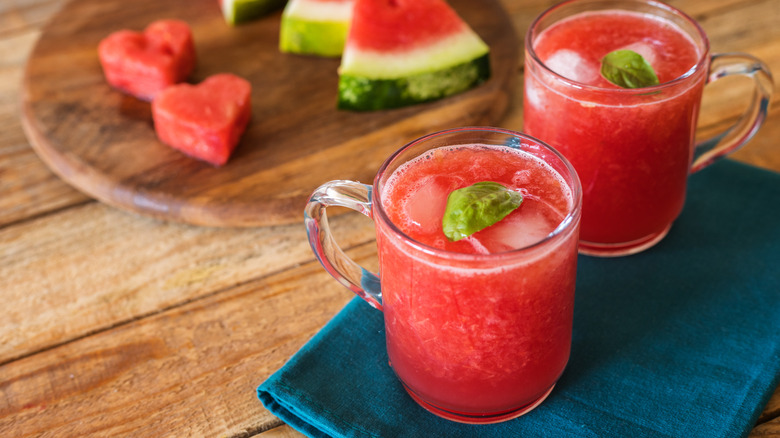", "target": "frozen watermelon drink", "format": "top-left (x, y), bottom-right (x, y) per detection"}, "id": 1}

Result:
top-left (305, 127), bottom-right (582, 423)
top-left (523, 0), bottom-right (773, 256)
